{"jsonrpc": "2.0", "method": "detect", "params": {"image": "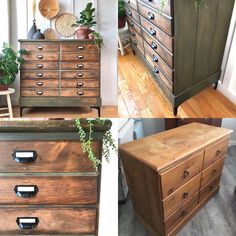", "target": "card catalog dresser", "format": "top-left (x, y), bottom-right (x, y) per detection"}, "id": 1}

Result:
top-left (124, 0), bottom-right (235, 115)
top-left (119, 123), bottom-right (233, 236)
top-left (0, 119), bottom-right (111, 235)
top-left (19, 40), bottom-right (101, 117)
